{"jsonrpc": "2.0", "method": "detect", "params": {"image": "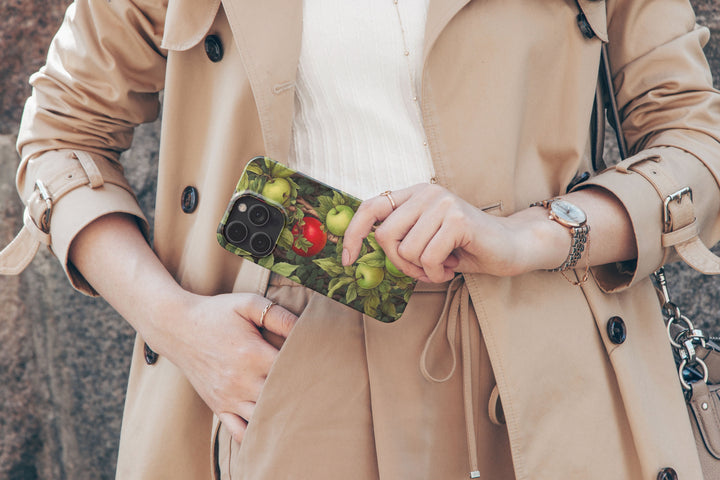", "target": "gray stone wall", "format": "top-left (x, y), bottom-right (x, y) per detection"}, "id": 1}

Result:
top-left (1, 1), bottom-right (719, 478)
